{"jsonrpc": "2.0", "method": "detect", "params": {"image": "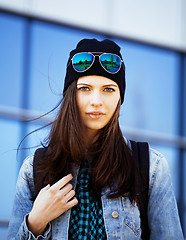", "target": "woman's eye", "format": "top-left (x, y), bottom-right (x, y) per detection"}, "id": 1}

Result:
top-left (79, 87), bottom-right (89, 91)
top-left (104, 87), bottom-right (115, 92)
